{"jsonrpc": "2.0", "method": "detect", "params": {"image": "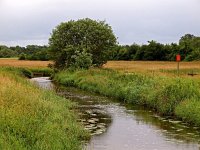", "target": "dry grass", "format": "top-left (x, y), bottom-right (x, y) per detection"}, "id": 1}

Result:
top-left (0, 58), bottom-right (52, 68)
top-left (104, 61), bottom-right (200, 78)
top-left (104, 61), bottom-right (200, 72)
top-left (1, 59), bottom-right (200, 77)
